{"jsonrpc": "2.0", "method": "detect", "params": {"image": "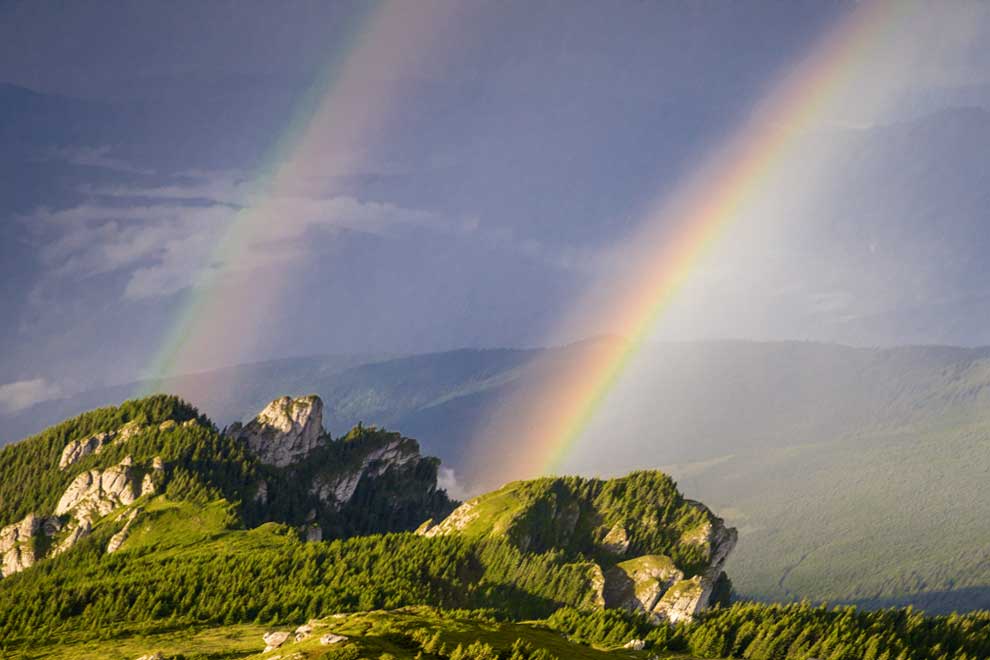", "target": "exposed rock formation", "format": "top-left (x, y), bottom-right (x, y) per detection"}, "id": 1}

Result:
top-left (651, 504), bottom-right (737, 623)
top-left (107, 508), bottom-right (141, 554)
top-left (55, 456), bottom-right (150, 517)
top-left (50, 457), bottom-right (161, 562)
top-left (603, 554), bottom-right (684, 613)
top-left (59, 431), bottom-right (113, 469)
top-left (418, 500), bottom-right (477, 537)
top-left (0, 514), bottom-right (40, 577)
top-left (310, 437), bottom-right (420, 507)
top-left (58, 421), bottom-right (144, 470)
top-left (227, 395), bottom-right (324, 467)
top-left (601, 523), bottom-right (631, 555)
